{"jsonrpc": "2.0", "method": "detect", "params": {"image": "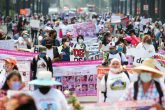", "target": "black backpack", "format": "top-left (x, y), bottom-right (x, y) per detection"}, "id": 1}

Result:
top-left (133, 80), bottom-right (164, 105)
top-left (102, 71), bottom-right (130, 102)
